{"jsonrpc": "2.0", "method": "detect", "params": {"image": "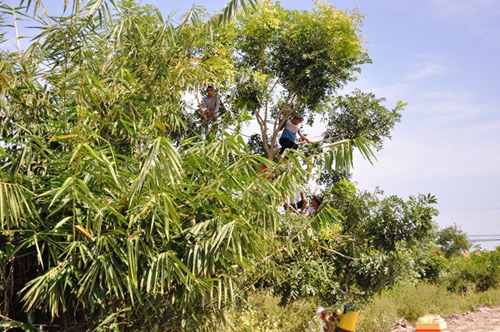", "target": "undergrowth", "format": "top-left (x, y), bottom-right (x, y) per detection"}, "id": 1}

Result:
top-left (216, 284), bottom-right (500, 332)
top-left (358, 283), bottom-right (500, 332)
